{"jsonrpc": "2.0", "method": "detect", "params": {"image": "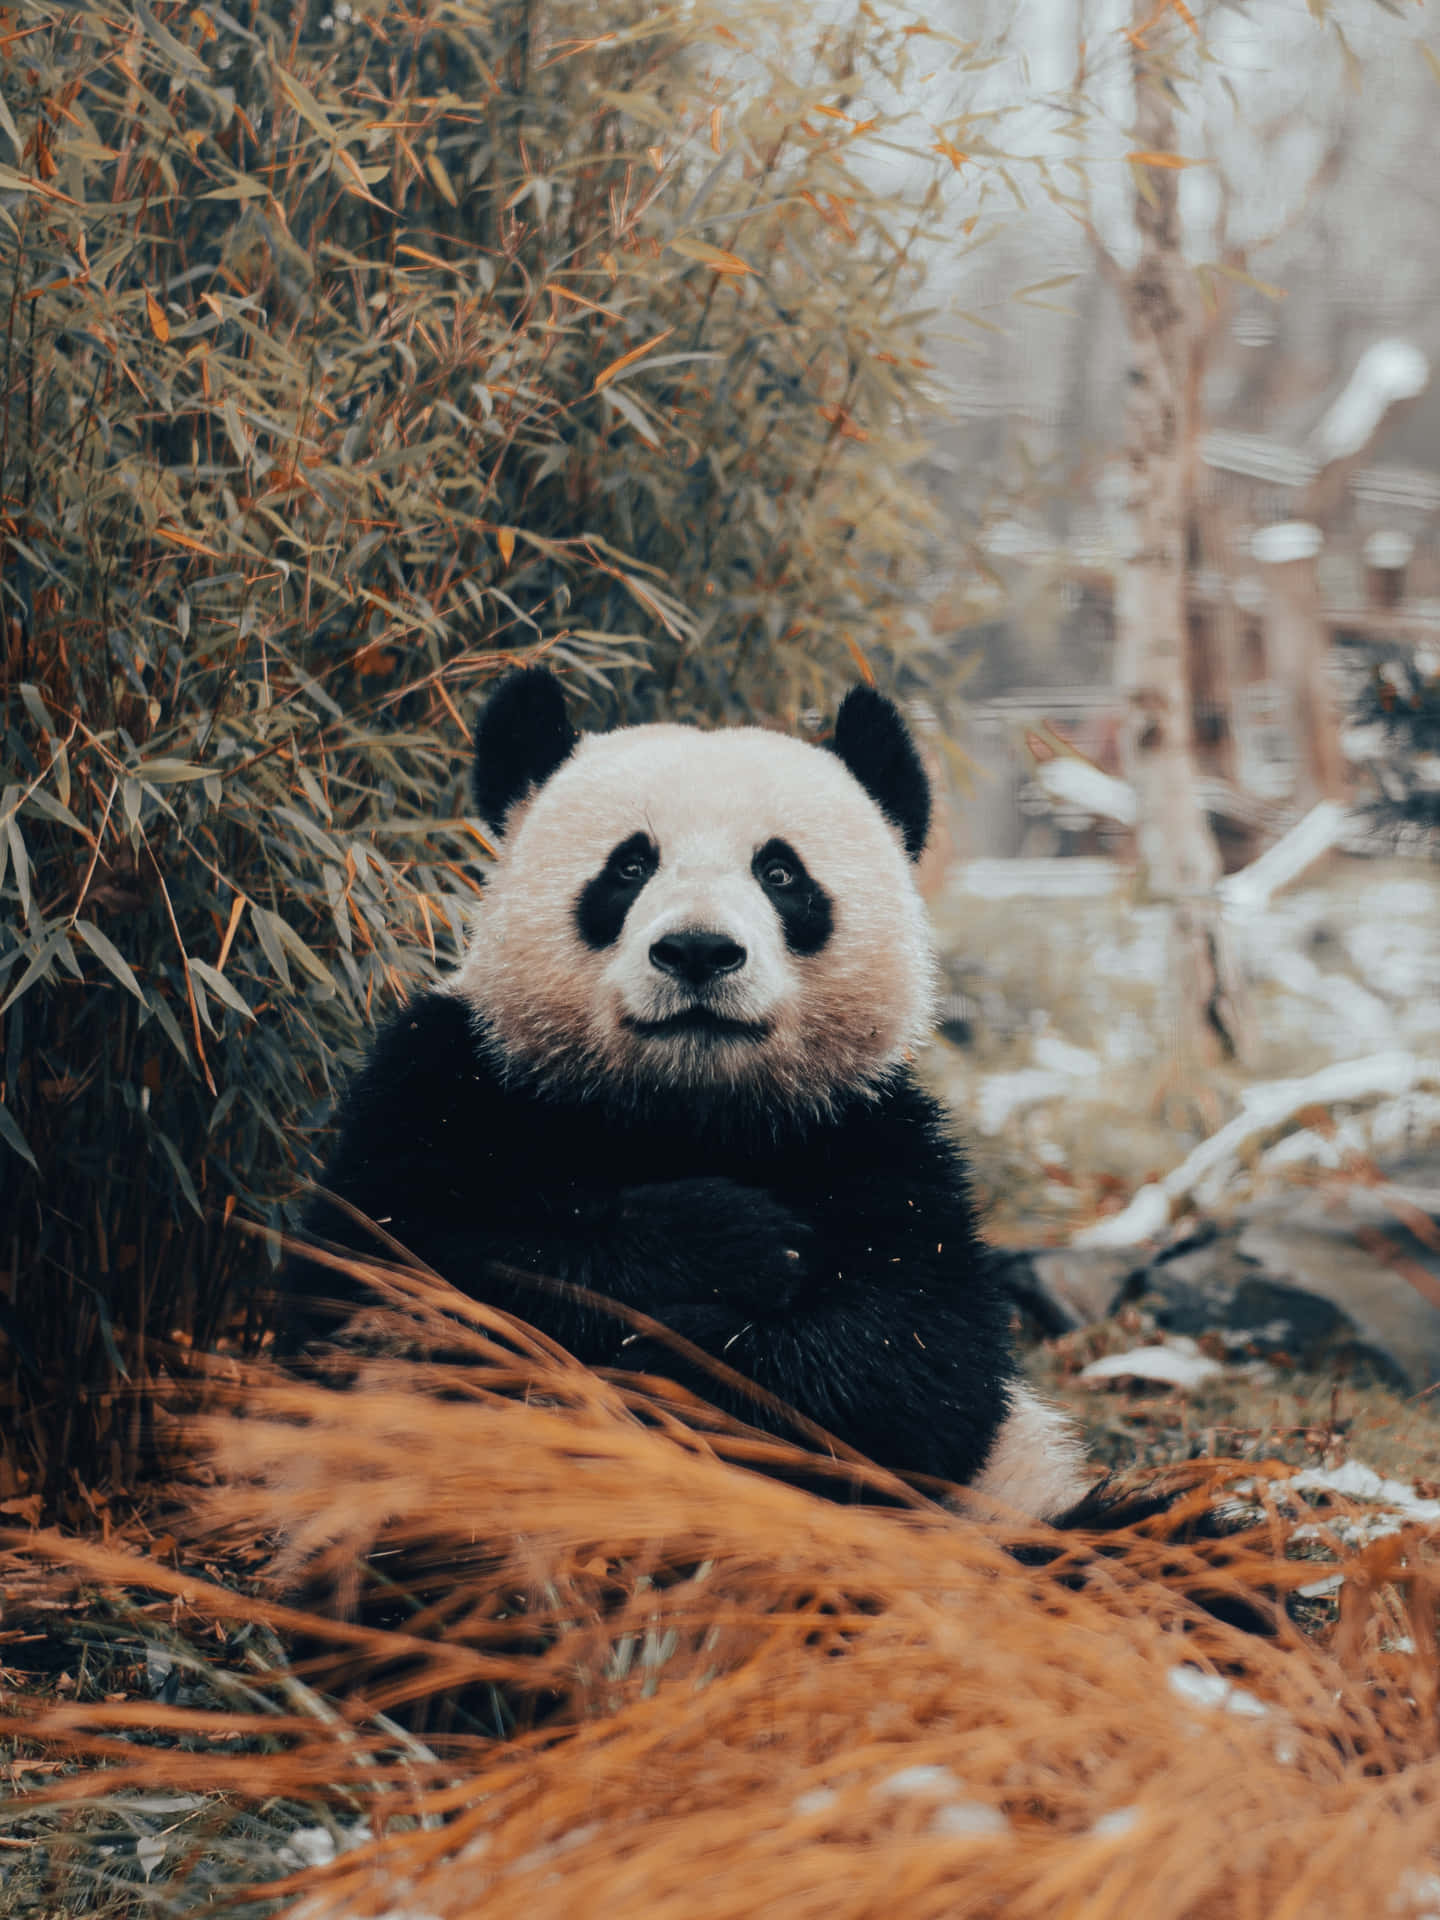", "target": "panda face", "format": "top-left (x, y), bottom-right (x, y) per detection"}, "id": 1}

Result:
top-left (450, 714), bottom-right (938, 1115)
